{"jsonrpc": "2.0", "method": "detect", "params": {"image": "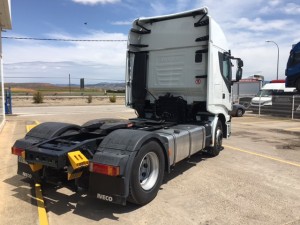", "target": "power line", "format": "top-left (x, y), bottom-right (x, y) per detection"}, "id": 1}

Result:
top-left (2, 36), bottom-right (127, 42)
